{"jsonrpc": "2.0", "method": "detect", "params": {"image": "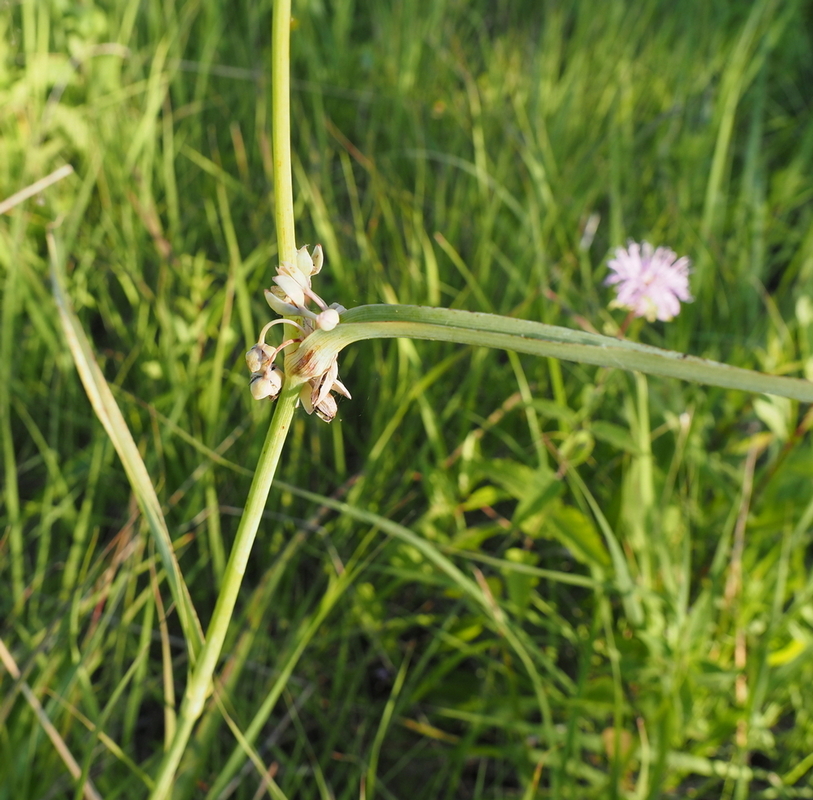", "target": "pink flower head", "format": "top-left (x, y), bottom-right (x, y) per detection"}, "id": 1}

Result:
top-left (605, 240), bottom-right (693, 322)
